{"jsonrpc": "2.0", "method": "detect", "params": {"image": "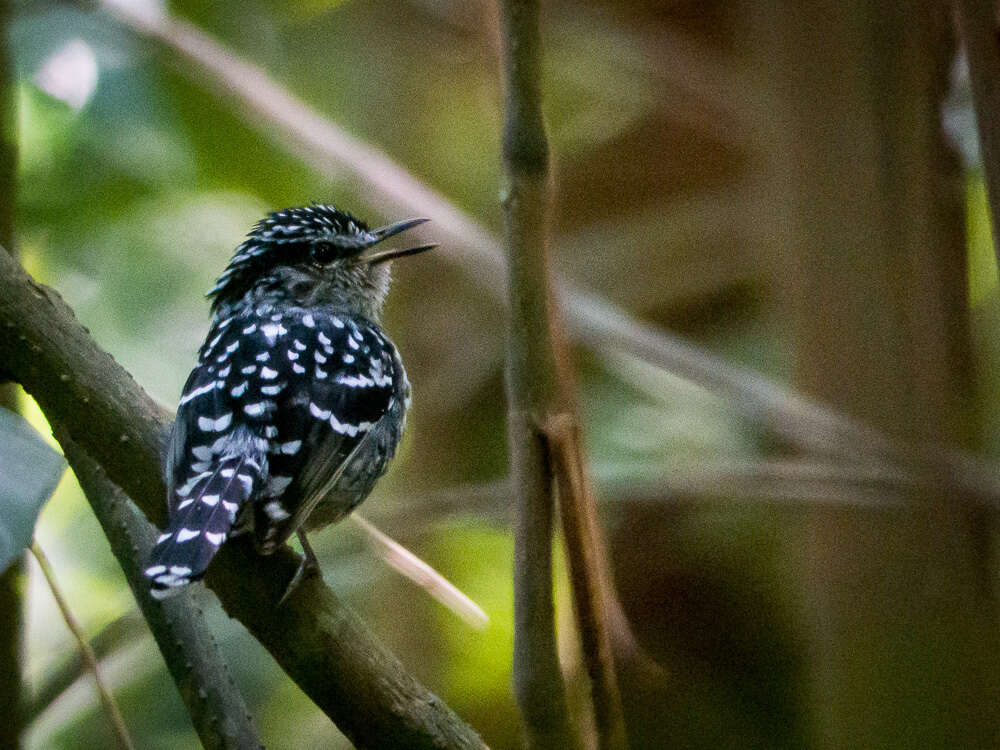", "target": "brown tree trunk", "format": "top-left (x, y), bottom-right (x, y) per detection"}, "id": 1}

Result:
top-left (745, 1), bottom-right (1000, 747)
